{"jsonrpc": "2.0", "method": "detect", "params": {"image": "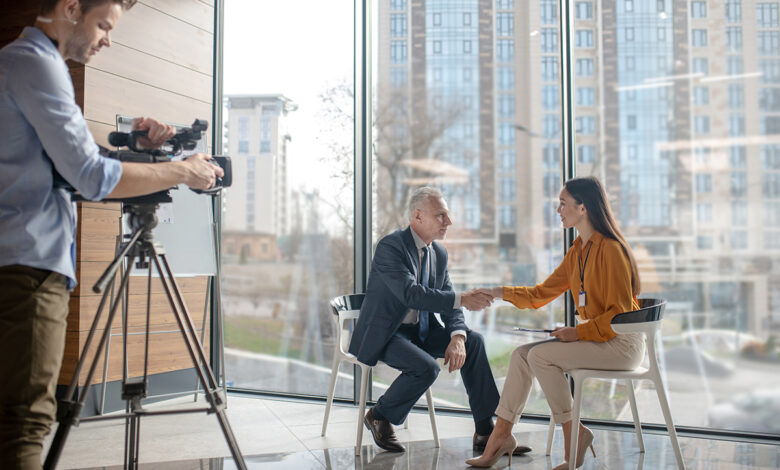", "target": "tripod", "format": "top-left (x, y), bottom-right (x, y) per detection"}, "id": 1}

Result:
top-left (44, 203), bottom-right (247, 470)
